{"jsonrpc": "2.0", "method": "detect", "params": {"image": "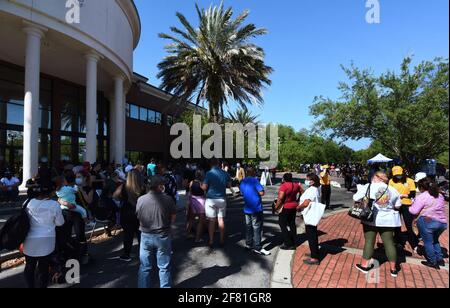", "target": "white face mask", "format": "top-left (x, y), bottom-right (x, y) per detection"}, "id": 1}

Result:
top-left (304, 180), bottom-right (312, 188)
